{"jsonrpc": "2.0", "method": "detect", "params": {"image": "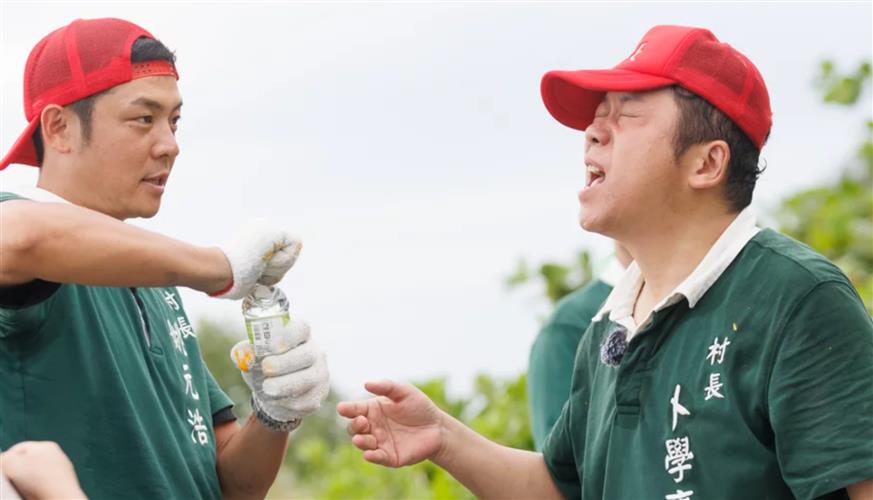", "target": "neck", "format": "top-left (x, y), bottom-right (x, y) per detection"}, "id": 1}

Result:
top-left (625, 206), bottom-right (738, 305)
top-left (37, 163), bottom-right (109, 216)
